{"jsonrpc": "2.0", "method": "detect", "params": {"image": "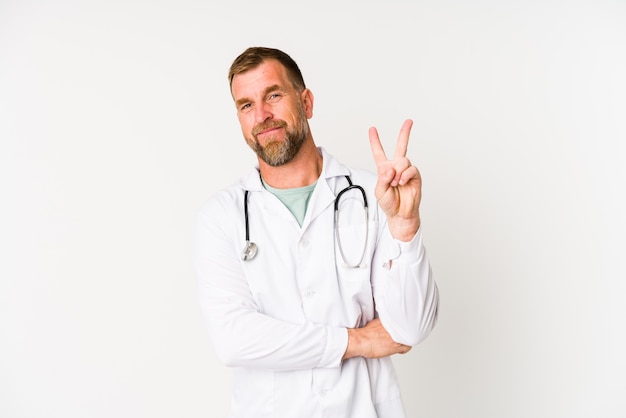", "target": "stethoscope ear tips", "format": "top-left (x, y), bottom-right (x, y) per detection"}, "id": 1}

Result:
top-left (241, 241), bottom-right (258, 261)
